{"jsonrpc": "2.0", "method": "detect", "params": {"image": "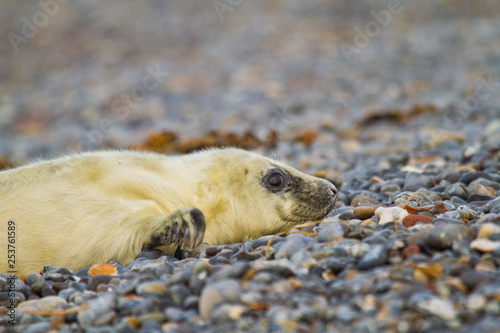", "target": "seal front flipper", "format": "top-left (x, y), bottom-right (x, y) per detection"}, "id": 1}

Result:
top-left (141, 207), bottom-right (206, 252)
